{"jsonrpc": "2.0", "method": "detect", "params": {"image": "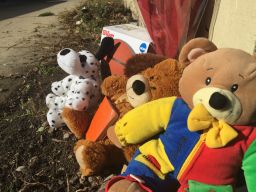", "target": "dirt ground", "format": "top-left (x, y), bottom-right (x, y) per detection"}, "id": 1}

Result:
top-left (0, 1), bottom-right (134, 191)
